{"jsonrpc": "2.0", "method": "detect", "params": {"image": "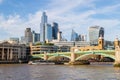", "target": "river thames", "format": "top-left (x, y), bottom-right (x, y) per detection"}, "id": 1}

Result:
top-left (0, 63), bottom-right (120, 80)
